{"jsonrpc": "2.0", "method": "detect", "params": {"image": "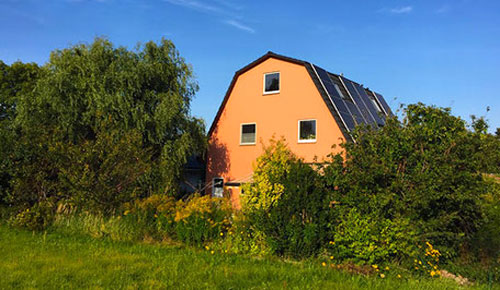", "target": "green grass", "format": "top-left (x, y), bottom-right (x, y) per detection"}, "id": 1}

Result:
top-left (0, 225), bottom-right (493, 290)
